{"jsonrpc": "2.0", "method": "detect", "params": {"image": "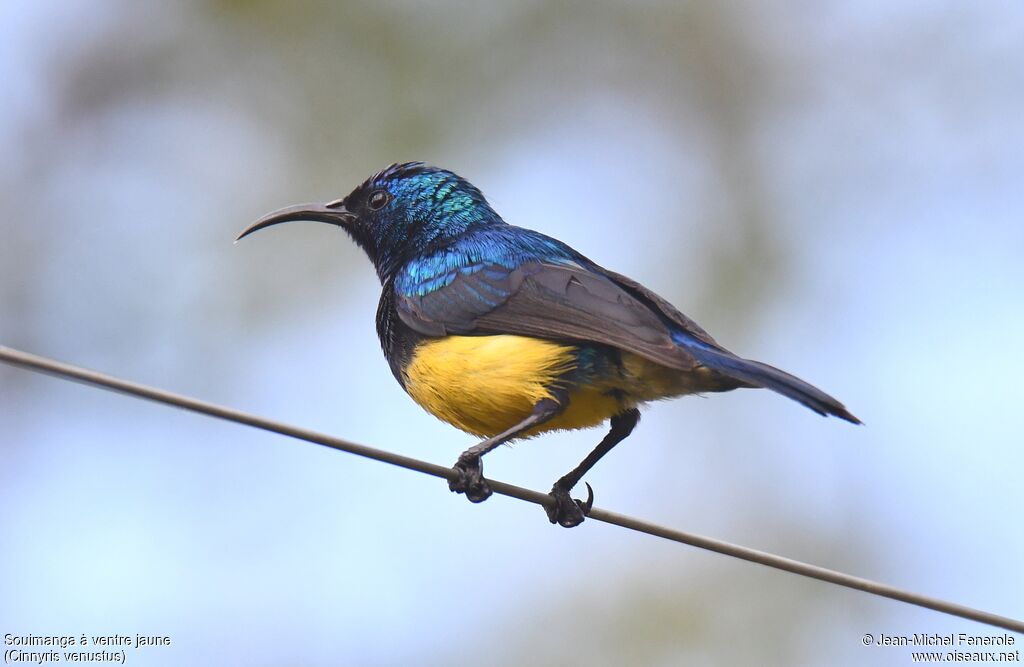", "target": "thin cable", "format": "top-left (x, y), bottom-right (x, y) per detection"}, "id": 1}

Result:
top-left (1, 344), bottom-right (1021, 634)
